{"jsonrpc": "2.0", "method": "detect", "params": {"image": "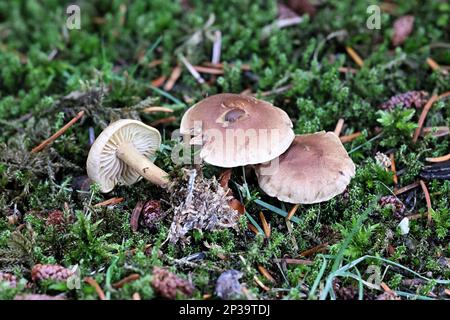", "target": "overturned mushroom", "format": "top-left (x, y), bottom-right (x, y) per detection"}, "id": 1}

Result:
top-left (255, 131), bottom-right (355, 204)
top-left (86, 119), bottom-right (169, 193)
top-left (180, 93), bottom-right (295, 168)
